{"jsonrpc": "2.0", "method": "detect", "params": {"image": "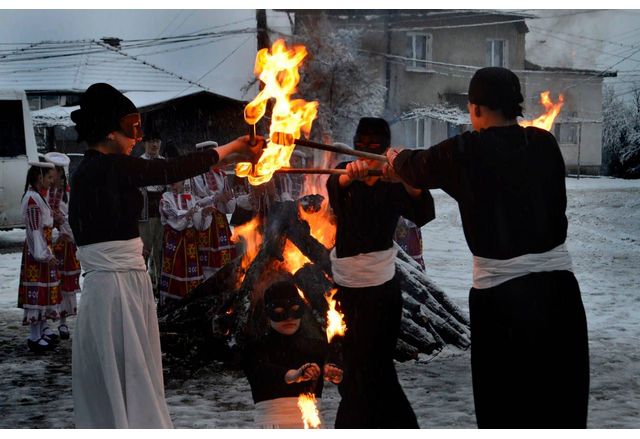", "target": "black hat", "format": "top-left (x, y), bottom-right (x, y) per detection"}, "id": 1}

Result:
top-left (71, 83), bottom-right (138, 144)
top-left (468, 67), bottom-right (524, 117)
top-left (354, 117), bottom-right (391, 154)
